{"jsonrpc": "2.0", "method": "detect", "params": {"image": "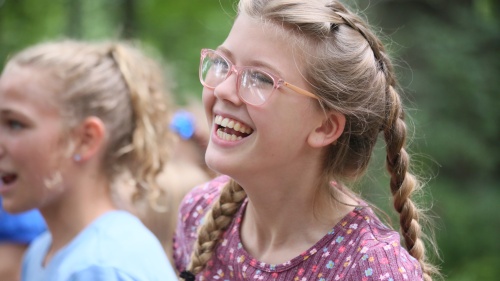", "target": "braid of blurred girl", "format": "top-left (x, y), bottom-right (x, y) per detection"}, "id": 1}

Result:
top-left (184, 0), bottom-right (440, 279)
